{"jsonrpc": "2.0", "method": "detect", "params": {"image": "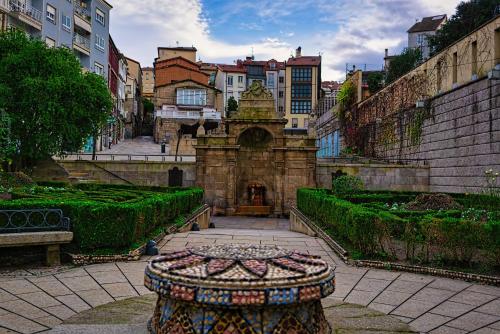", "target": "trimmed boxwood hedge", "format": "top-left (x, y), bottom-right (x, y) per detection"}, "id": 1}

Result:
top-left (0, 184), bottom-right (203, 252)
top-left (297, 188), bottom-right (500, 266)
